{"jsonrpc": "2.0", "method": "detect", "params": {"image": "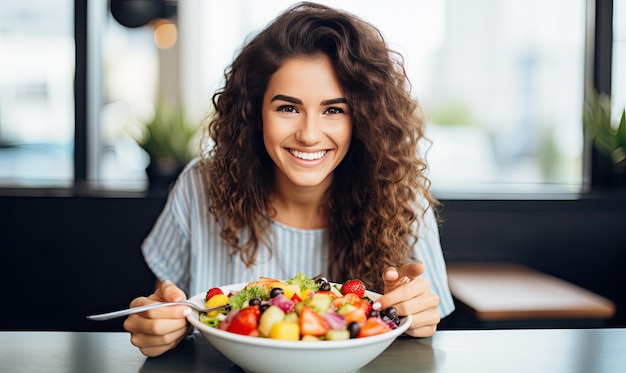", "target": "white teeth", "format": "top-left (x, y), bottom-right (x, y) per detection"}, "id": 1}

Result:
top-left (290, 150), bottom-right (326, 160)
